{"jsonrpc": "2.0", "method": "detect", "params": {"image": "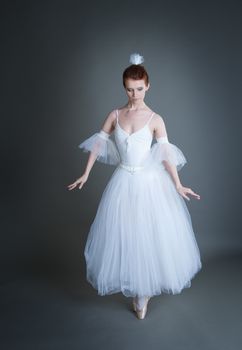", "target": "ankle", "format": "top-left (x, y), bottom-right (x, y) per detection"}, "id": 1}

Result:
top-left (136, 296), bottom-right (149, 310)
